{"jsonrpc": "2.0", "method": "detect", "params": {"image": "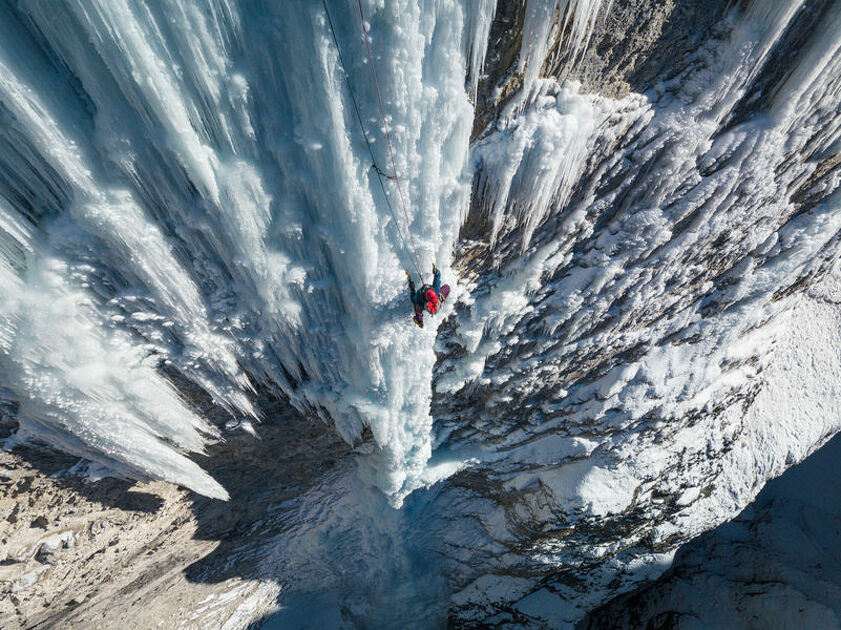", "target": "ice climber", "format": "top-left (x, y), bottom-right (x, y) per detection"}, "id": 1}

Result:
top-left (407, 264), bottom-right (450, 328)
